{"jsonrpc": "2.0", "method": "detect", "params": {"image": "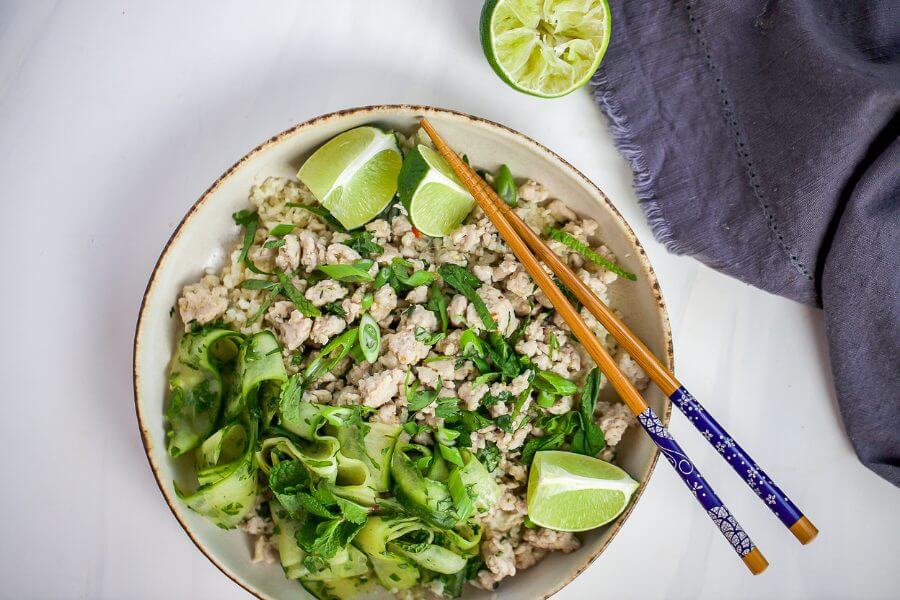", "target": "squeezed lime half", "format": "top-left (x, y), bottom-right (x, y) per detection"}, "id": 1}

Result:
top-left (527, 450), bottom-right (638, 531)
top-left (480, 0), bottom-right (611, 98)
top-left (397, 144), bottom-right (475, 237)
top-left (297, 126), bottom-right (402, 230)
